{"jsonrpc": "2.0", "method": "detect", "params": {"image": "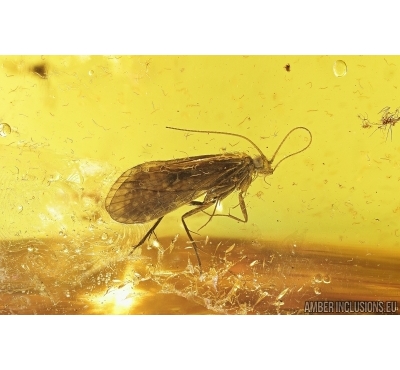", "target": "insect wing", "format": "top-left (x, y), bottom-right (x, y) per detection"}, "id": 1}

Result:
top-left (105, 153), bottom-right (253, 224)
